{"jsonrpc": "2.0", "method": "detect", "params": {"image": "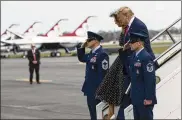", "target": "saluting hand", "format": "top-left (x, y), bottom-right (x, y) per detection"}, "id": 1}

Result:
top-left (144, 99), bottom-right (152, 105)
top-left (81, 42), bottom-right (87, 48)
